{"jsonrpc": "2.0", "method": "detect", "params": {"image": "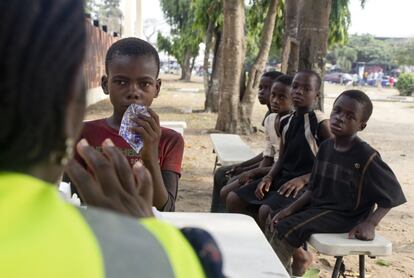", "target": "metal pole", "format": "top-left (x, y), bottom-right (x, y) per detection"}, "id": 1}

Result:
top-left (332, 256), bottom-right (343, 278)
top-left (359, 255), bottom-right (365, 278)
